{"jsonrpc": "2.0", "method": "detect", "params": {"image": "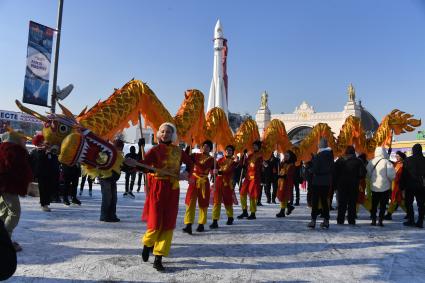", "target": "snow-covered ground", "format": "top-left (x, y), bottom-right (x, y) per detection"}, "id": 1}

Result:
top-left (7, 176), bottom-right (425, 282)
